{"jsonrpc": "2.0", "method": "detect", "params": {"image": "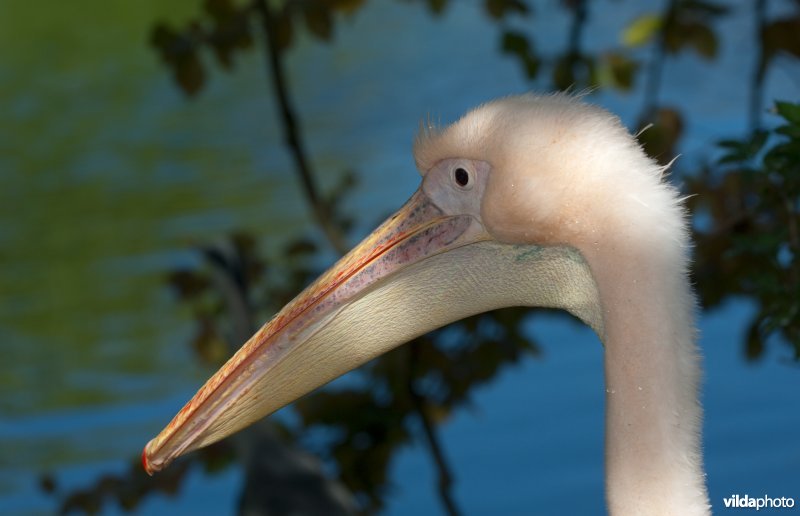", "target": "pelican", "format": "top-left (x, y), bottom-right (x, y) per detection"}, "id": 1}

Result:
top-left (143, 94), bottom-right (710, 515)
